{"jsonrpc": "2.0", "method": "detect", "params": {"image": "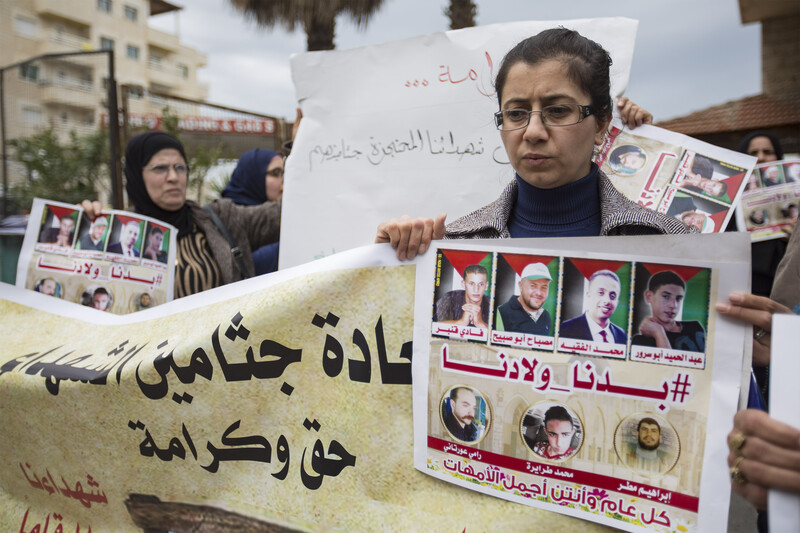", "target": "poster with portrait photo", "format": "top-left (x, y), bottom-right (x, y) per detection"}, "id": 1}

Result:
top-left (520, 401), bottom-right (583, 462)
top-left (630, 263), bottom-right (710, 369)
top-left (557, 257), bottom-right (631, 359)
top-left (35, 203), bottom-right (78, 253)
top-left (661, 189), bottom-right (728, 234)
top-left (491, 253), bottom-right (559, 350)
top-left (430, 248), bottom-right (493, 343)
top-left (413, 235), bottom-right (751, 533)
top-left (614, 412), bottom-right (680, 479)
top-left (74, 212), bottom-right (109, 256)
top-left (670, 151), bottom-right (747, 206)
top-left (106, 215), bottom-right (144, 262)
top-left (735, 159), bottom-right (800, 241)
top-left (595, 120), bottom-right (756, 230)
top-left (439, 384), bottom-right (492, 445)
top-left (141, 221), bottom-right (171, 267)
top-left (16, 198), bottom-right (176, 314)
